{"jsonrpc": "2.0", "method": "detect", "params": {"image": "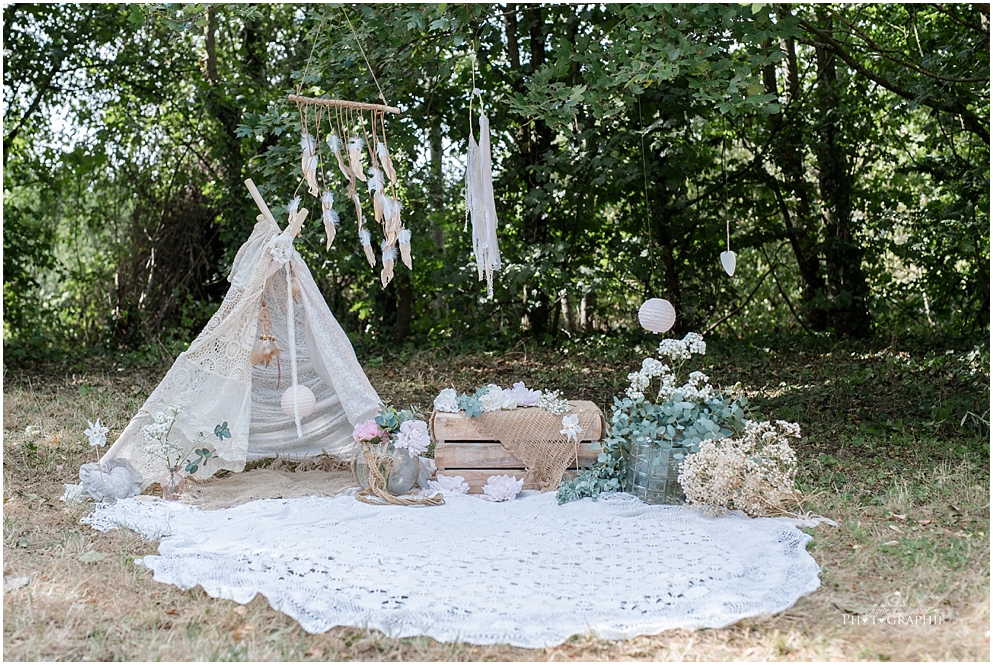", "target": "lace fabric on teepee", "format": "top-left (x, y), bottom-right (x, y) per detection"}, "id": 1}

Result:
top-left (101, 218), bottom-right (381, 487)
